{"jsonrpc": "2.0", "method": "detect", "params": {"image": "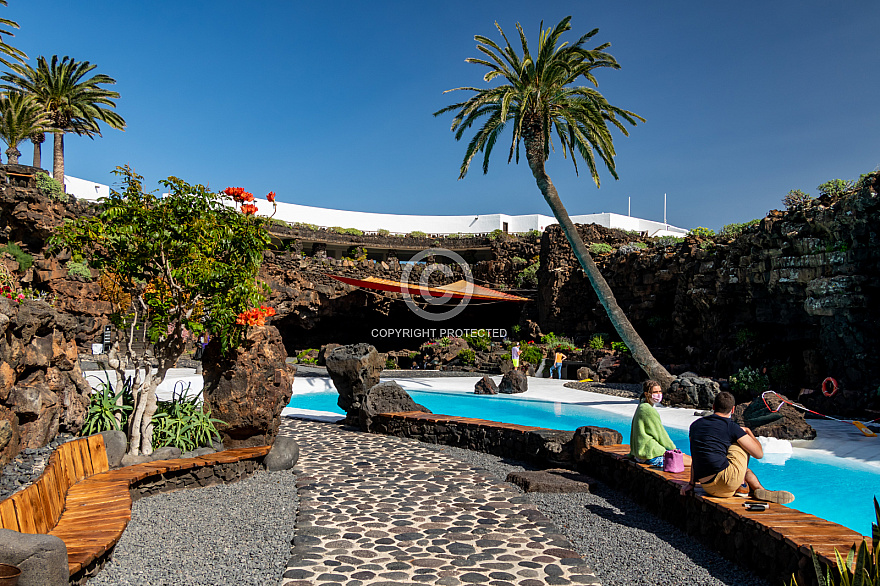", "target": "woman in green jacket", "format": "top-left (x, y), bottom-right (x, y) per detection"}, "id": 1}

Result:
top-left (629, 379), bottom-right (678, 466)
